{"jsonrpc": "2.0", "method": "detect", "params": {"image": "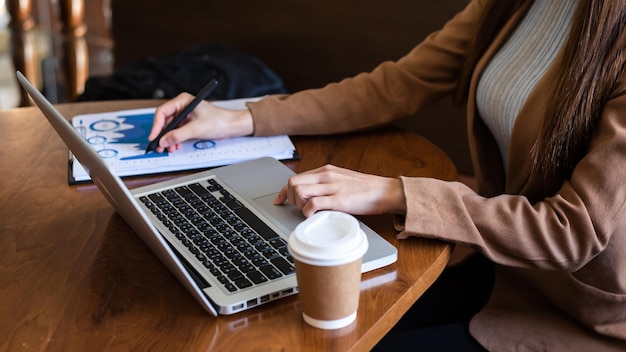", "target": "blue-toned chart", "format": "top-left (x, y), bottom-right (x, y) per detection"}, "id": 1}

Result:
top-left (82, 113), bottom-right (169, 160)
top-left (70, 99), bottom-right (295, 182)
